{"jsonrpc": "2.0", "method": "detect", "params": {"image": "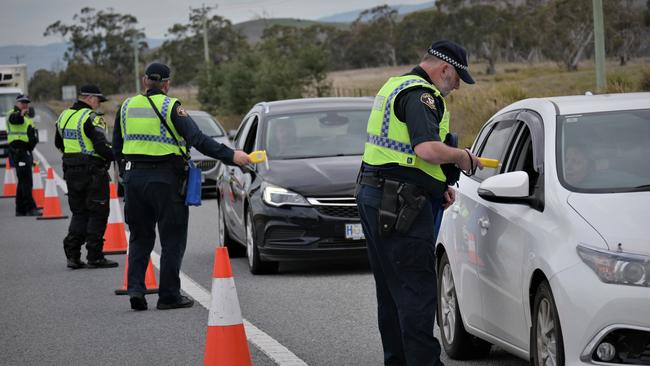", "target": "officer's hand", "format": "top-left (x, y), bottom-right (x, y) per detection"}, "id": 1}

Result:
top-left (233, 150), bottom-right (251, 166)
top-left (457, 149), bottom-right (483, 173)
top-left (20, 108), bottom-right (28, 116)
top-left (442, 187), bottom-right (456, 210)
